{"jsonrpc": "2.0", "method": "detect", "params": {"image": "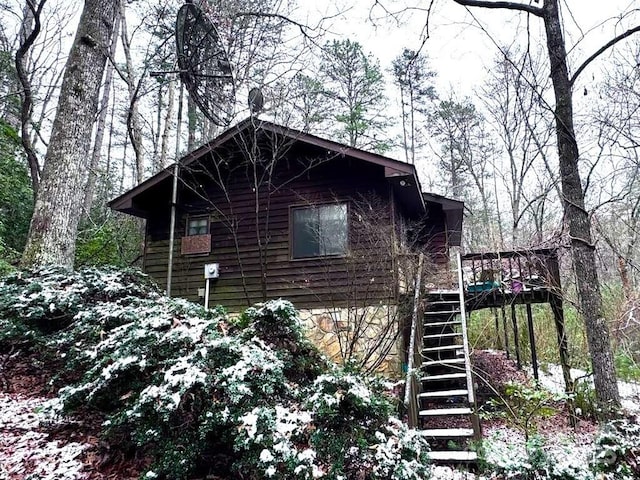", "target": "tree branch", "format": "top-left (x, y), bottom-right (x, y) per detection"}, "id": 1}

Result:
top-left (232, 11), bottom-right (329, 41)
top-left (452, 0), bottom-right (543, 17)
top-left (570, 24), bottom-right (640, 87)
top-left (14, 0), bottom-right (47, 198)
